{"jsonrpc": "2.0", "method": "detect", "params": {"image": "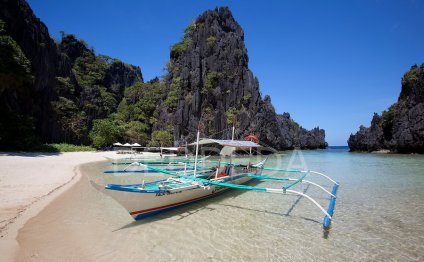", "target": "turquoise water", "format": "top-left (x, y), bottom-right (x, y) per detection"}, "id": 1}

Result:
top-left (19, 149), bottom-right (424, 261)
